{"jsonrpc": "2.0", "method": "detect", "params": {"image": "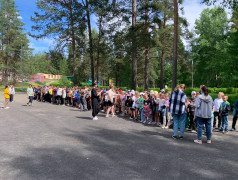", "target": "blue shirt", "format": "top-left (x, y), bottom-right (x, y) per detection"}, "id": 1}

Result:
top-left (74, 93), bottom-right (79, 100)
